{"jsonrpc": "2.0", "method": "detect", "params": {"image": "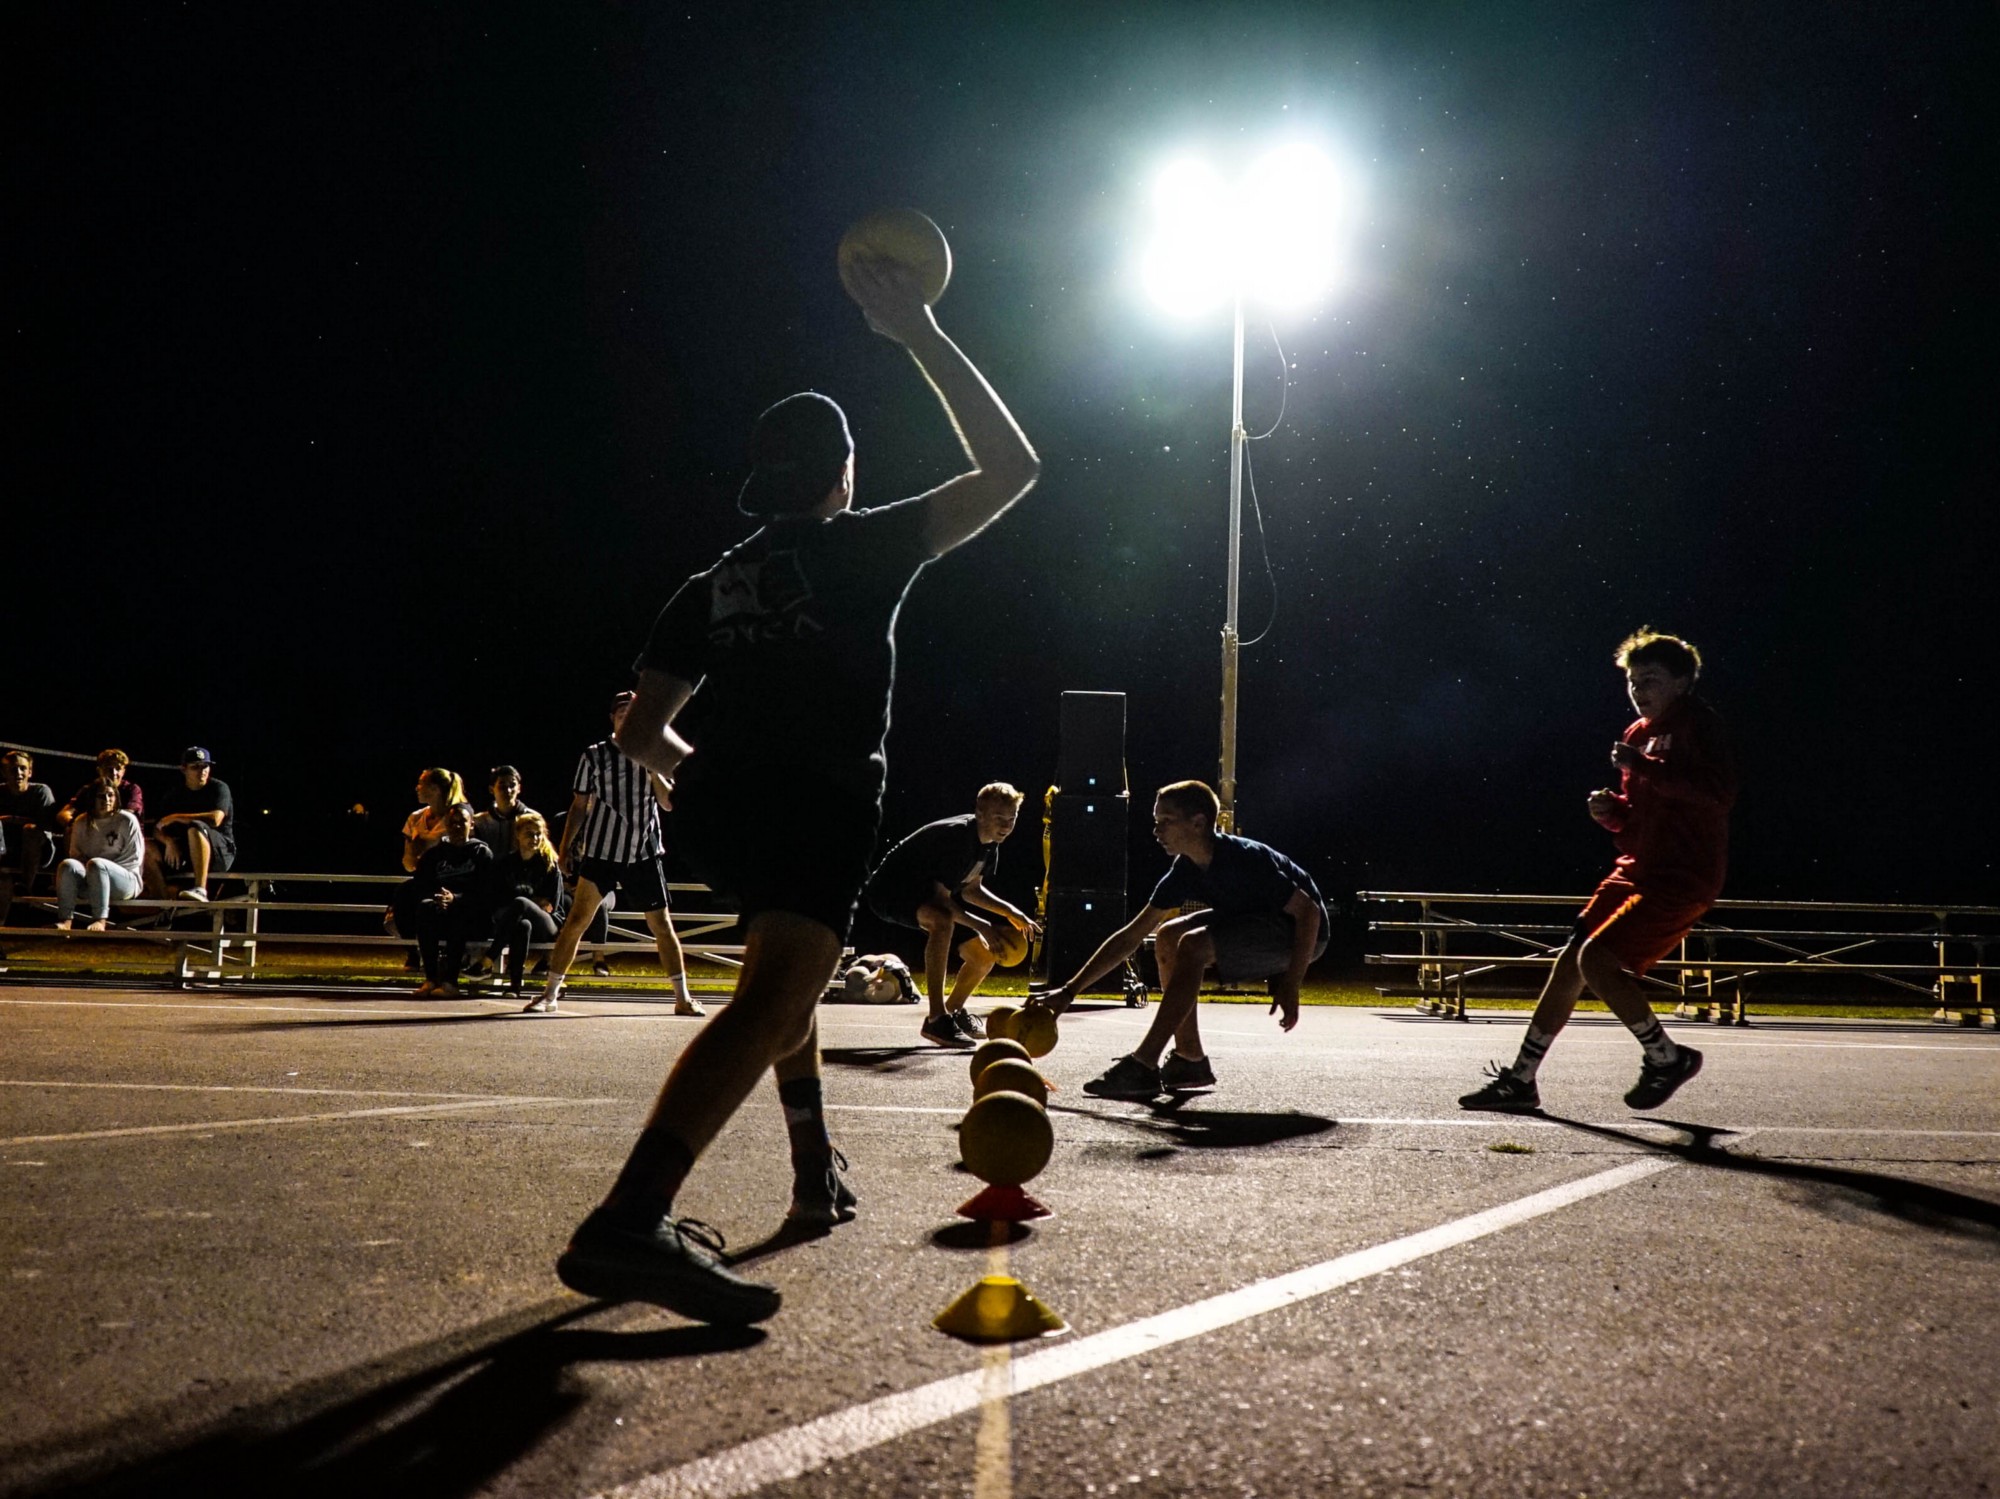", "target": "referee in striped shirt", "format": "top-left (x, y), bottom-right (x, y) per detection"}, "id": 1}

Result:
top-left (528, 691), bottom-right (705, 1016)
